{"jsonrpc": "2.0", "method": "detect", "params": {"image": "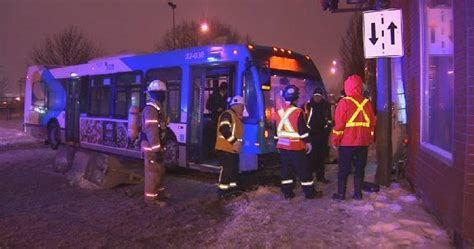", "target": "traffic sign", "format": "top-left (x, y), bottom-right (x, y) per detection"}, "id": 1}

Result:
top-left (363, 9), bottom-right (403, 58)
